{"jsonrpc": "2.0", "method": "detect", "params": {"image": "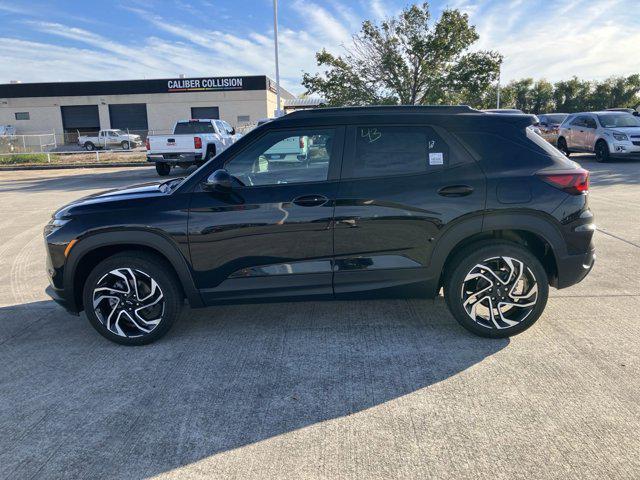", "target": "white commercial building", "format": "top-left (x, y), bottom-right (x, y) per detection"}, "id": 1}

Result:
top-left (0, 75), bottom-right (294, 143)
